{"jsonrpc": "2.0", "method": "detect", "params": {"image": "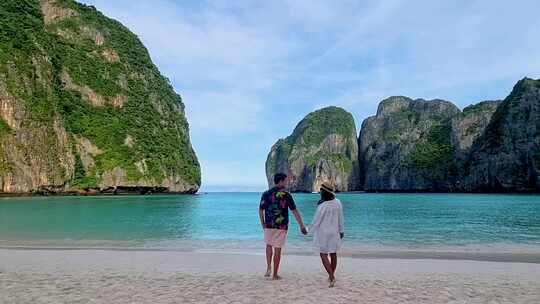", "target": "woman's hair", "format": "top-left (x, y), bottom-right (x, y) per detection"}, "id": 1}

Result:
top-left (319, 188), bottom-right (335, 202)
